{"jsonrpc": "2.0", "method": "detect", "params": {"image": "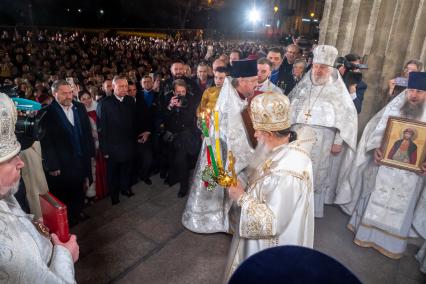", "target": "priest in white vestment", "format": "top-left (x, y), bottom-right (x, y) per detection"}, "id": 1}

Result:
top-left (289, 45), bottom-right (358, 218)
top-left (223, 92), bottom-right (315, 281)
top-left (0, 93), bottom-right (78, 283)
top-left (337, 72), bottom-right (426, 260)
top-left (182, 59), bottom-right (259, 234)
